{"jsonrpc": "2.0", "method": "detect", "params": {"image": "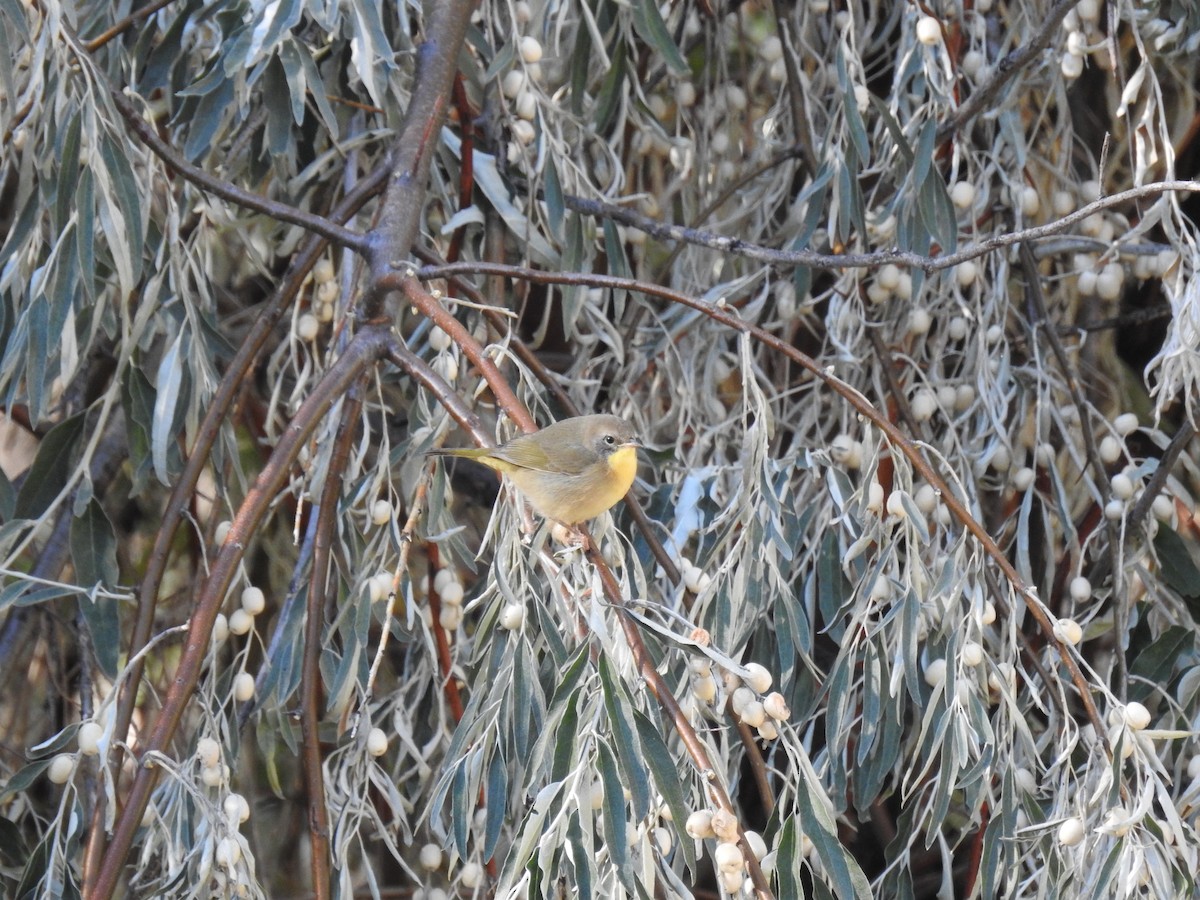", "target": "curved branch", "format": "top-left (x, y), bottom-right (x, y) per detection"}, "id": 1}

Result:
top-left (564, 180), bottom-right (1200, 273)
top-left (108, 164), bottom-right (389, 839)
top-left (88, 326), bottom-right (395, 900)
top-left (100, 75), bottom-right (370, 253)
top-left (936, 0), bottom-right (1080, 145)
